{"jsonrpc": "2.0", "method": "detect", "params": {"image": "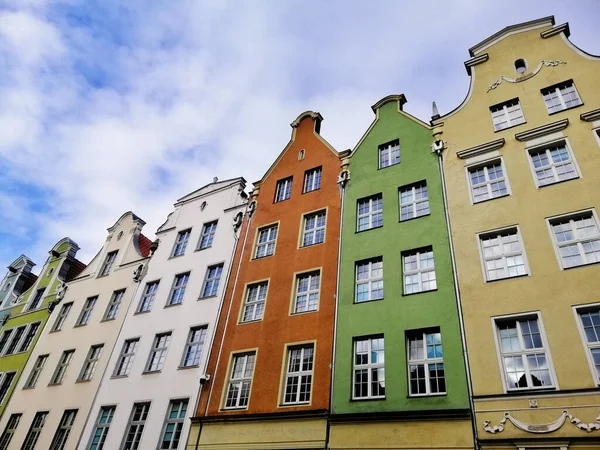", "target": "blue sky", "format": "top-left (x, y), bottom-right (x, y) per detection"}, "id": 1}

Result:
top-left (0, 0), bottom-right (598, 271)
